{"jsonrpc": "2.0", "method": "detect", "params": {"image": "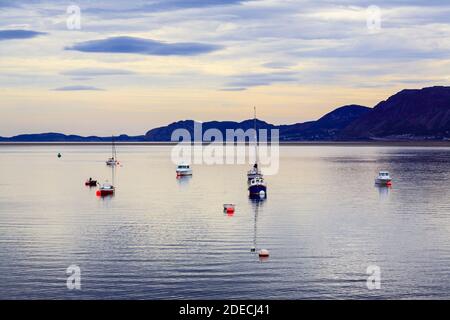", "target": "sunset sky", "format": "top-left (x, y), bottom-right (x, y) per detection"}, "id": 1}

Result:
top-left (1, 0), bottom-right (449, 136)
